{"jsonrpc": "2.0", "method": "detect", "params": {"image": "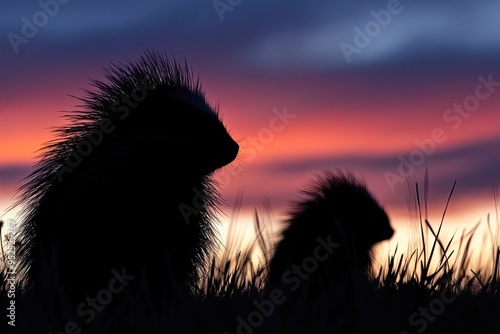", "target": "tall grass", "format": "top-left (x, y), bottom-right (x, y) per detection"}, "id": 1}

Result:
top-left (1, 174), bottom-right (499, 333)
top-left (199, 172), bottom-right (500, 333)
top-left (376, 172), bottom-right (499, 294)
